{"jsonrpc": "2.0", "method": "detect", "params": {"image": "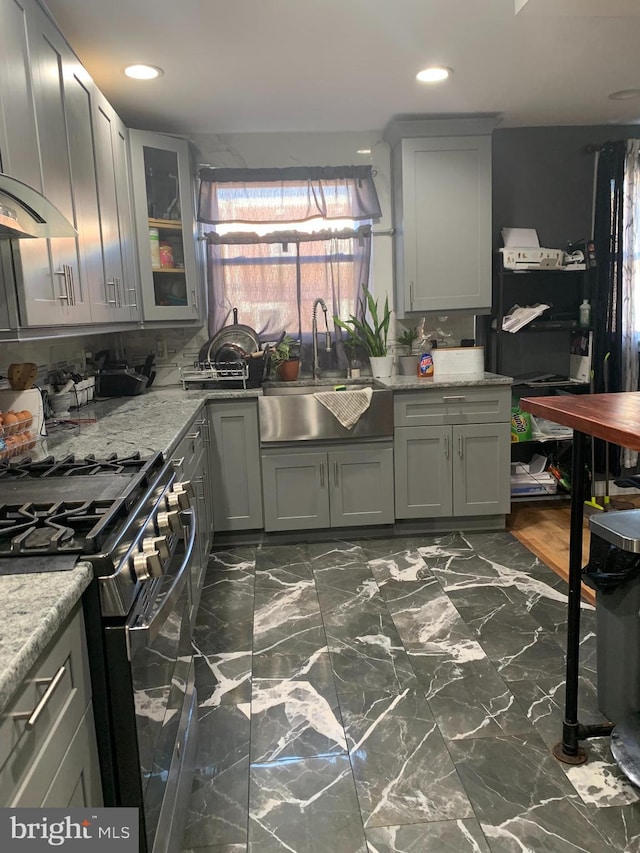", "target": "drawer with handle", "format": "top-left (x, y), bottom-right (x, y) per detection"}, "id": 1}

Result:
top-left (394, 386), bottom-right (511, 427)
top-left (0, 605), bottom-right (92, 805)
